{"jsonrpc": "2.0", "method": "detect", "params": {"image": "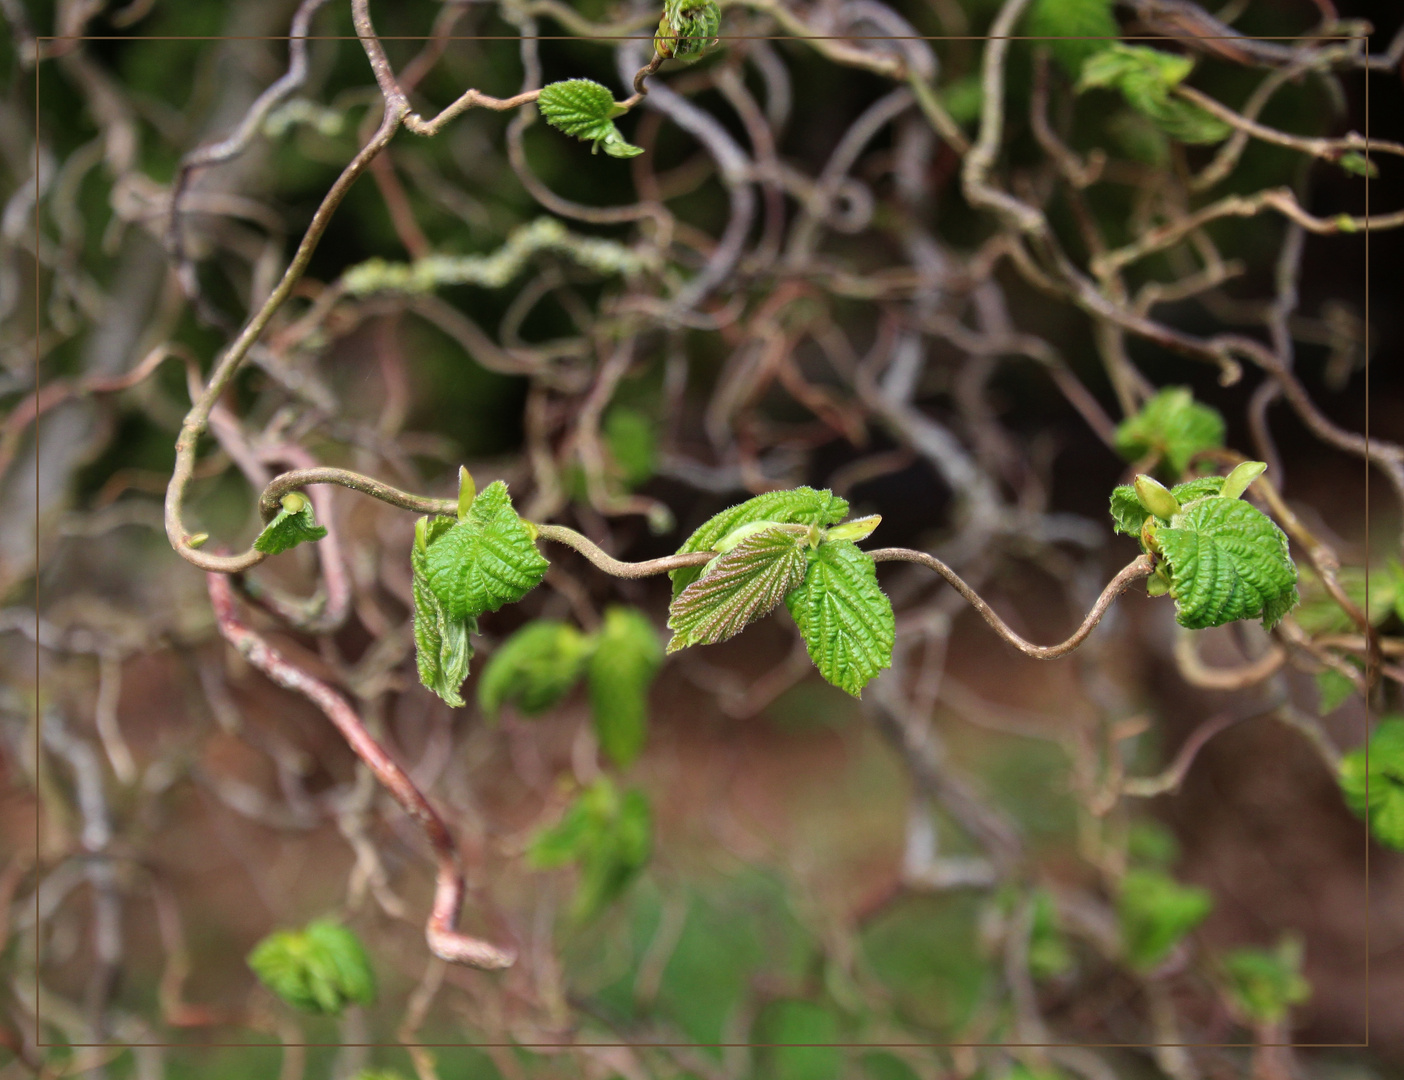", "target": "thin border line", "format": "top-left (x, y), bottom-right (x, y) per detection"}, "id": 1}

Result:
top-left (29, 23), bottom-right (1376, 1055)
